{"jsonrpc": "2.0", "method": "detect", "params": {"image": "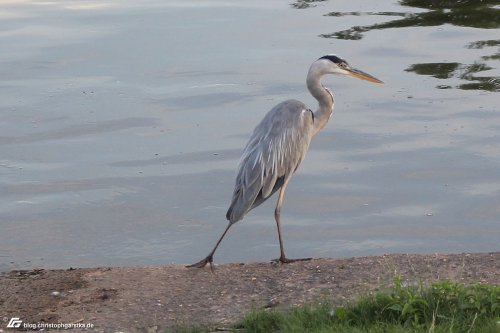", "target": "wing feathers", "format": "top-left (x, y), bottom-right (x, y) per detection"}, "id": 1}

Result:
top-left (226, 100), bottom-right (314, 223)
